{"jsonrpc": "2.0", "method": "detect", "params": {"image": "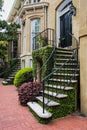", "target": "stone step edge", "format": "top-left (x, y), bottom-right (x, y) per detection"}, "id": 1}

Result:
top-left (45, 84), bottom-right (73, 90)
top-left (57, 47), bottom-right (73, 51)
top-left (55, 63), bottom-right (77, 65)
top-left (40, 90), bottom-right (68, 98)
top-left (27, 102), bottom-right (52, 118)
top-left (54, 68), bottom-right (79, 71)
top-left (53, 73), bottom-right (79, 76)
top-left (49, 78), bottom-right (77, 83)
top-left (56, 50), bottom-right (73, 54)
top-left (56, 59), bottom-right (76, 61)
top-left (36, 96), bottom-right (60, 106)
top-left (56, 54), bottom-right (73, 57)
